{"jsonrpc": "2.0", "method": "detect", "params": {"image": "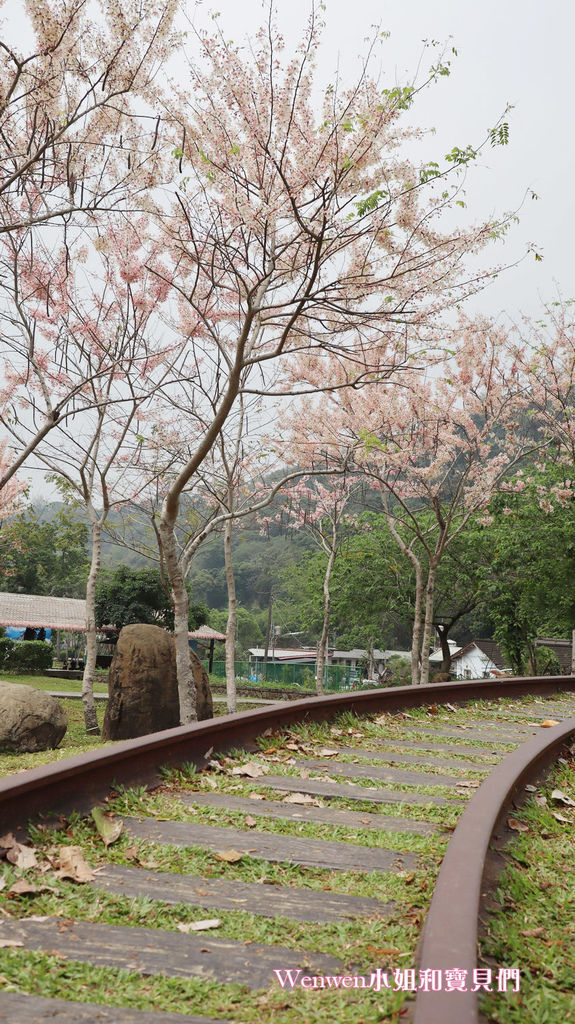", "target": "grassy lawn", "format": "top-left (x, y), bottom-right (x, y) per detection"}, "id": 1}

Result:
top-left (0, 671), bottom-right (108, 693)
top-left (479, 761), bottom-right (575, 1023)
